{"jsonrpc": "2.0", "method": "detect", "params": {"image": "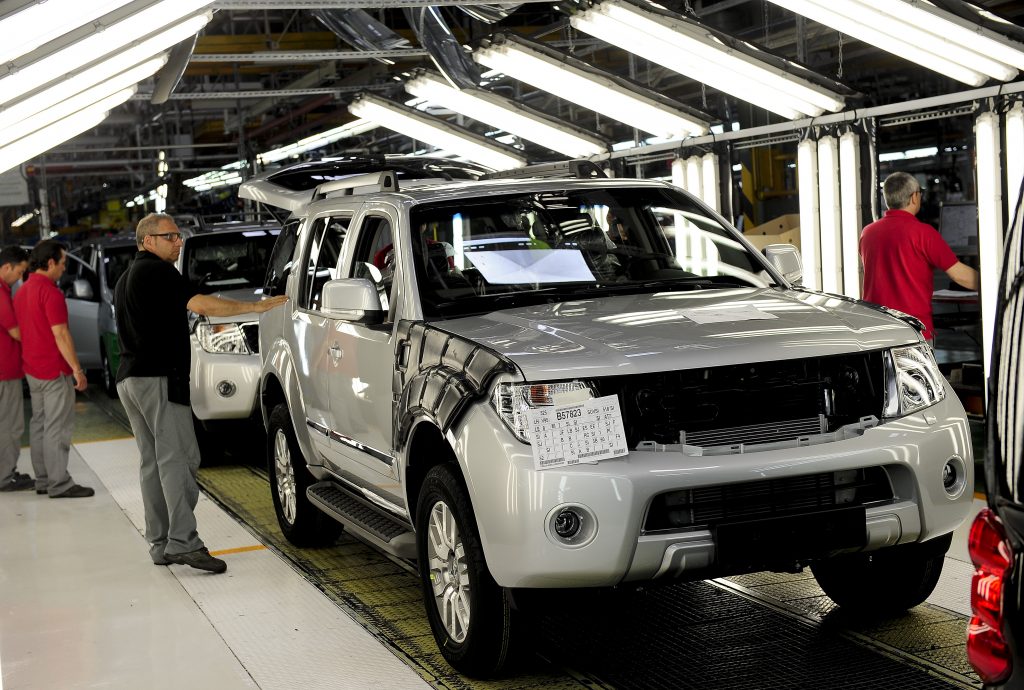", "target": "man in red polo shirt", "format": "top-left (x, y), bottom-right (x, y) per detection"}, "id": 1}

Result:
top-left (13, 240), bottom-right (93, 498)
top-left (861, 172), bottom-right (979, 341)
top-left (0, 246), bottom-right (32, 492)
